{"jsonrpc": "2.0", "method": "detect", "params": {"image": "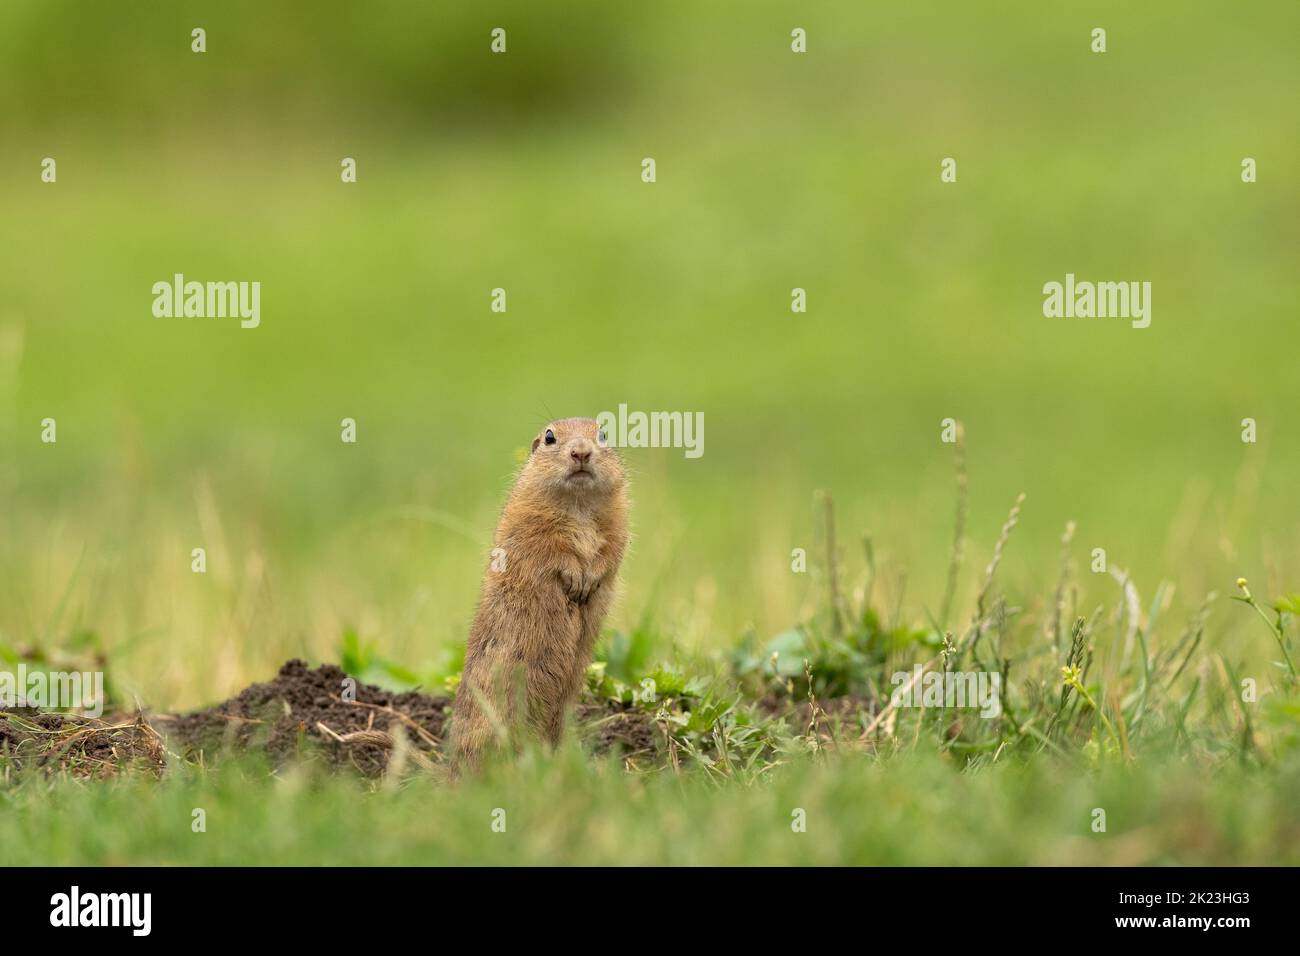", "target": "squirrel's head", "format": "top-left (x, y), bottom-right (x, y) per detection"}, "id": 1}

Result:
top-left (522, 417), bottom-right (625, 503)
